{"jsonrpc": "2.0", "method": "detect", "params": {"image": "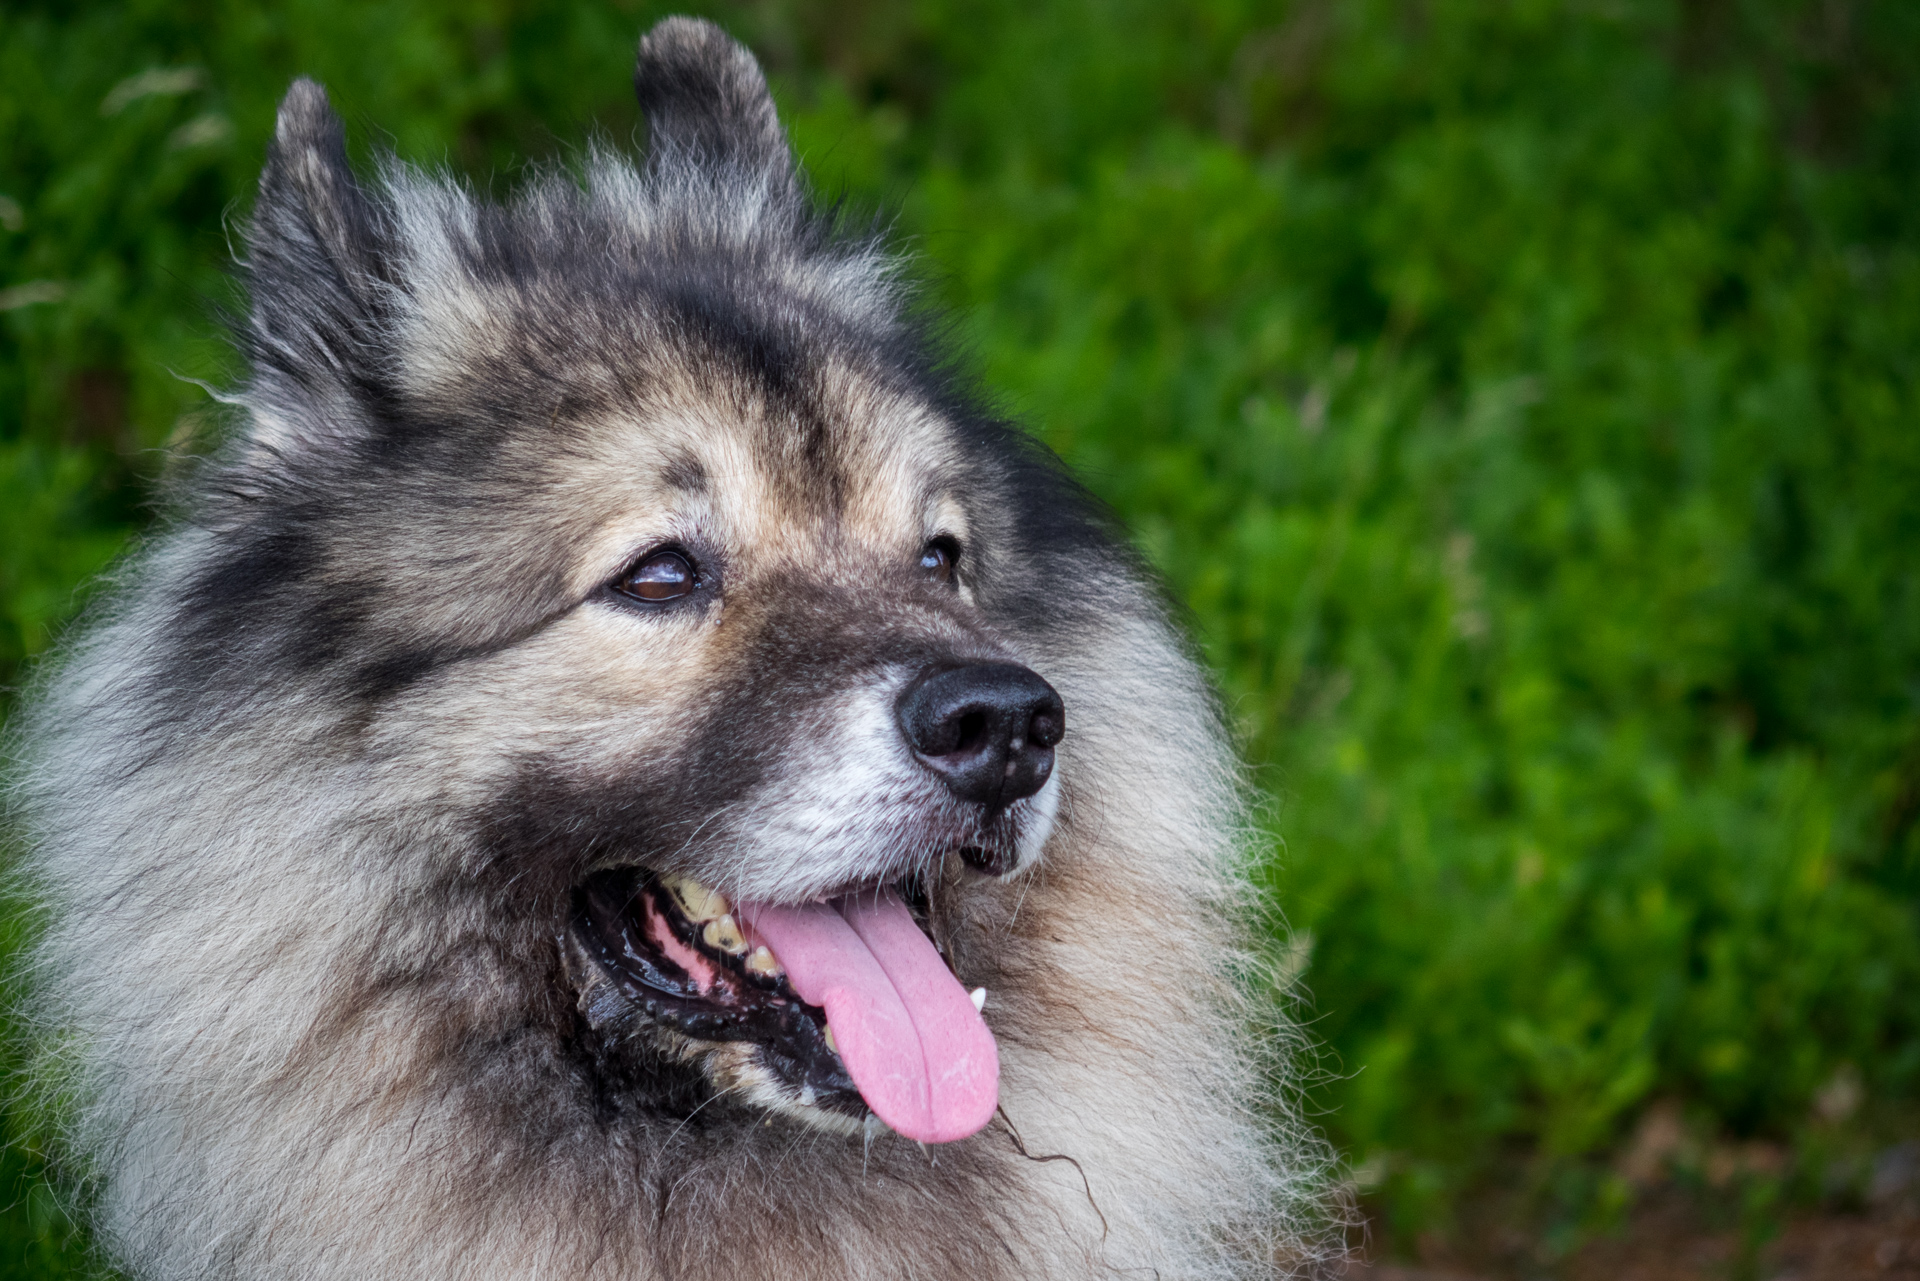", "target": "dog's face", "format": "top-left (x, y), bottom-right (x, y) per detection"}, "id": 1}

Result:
top-left (399, 349), bottom-right (1070, 1135)
top-left (190, 19), bottom-right (1106, 1144)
